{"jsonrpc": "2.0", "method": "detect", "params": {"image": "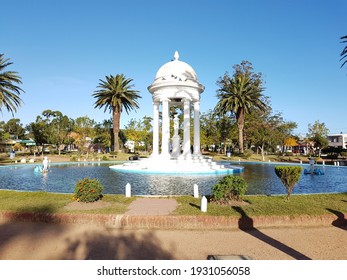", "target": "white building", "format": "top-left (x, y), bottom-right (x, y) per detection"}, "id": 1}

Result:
top-left (327, 133), bottom-right (347, 149)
